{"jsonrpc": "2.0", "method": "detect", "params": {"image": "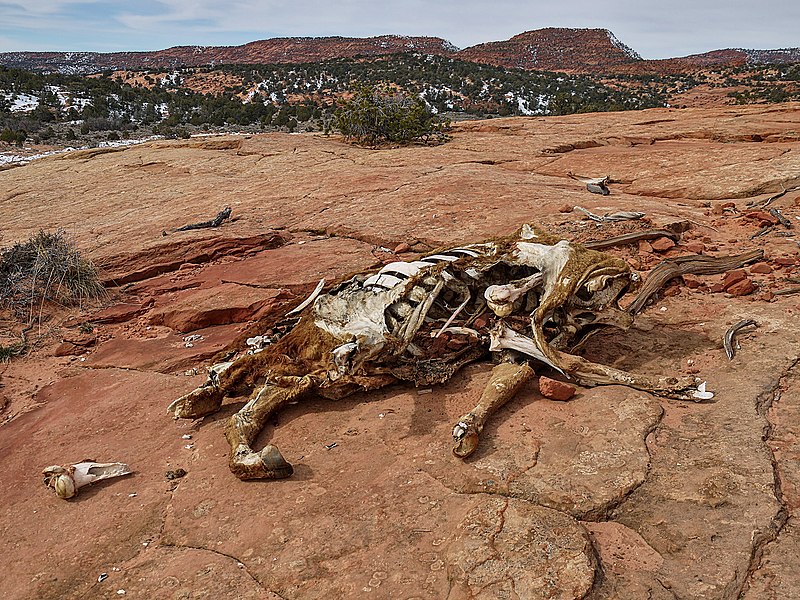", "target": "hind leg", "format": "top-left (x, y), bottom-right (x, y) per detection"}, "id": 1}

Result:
top-left (452, 361), bottom-right (535, 458)
top-left (225, 375), bottom-right (314, 480)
